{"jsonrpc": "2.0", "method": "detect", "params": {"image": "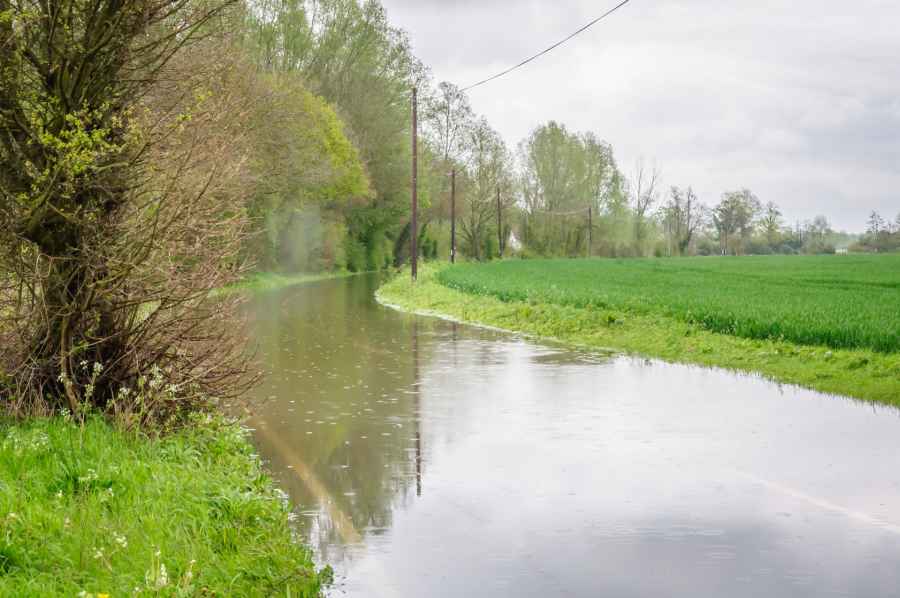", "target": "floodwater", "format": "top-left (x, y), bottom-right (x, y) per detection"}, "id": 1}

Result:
top-left (246, 274), bottom-right (900, 597)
